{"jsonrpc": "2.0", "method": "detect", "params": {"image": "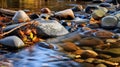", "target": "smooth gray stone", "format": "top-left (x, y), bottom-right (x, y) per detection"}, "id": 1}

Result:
top-left (0, 36), bottom-right (25, 48)
top-left (35, 19), bottom-right (69, 37)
